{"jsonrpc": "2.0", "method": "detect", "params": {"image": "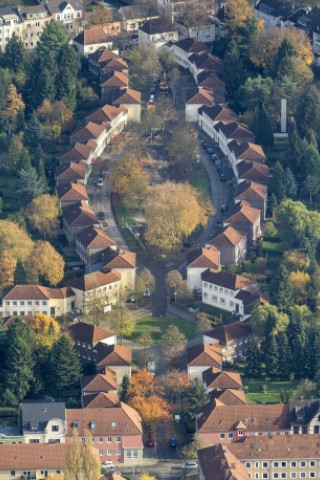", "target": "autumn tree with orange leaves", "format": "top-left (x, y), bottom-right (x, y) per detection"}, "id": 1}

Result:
top-left (130, 395), bottom-right (171, 438)
top-left (161, 369), bottom-right (190, 403)
top-left (128, 368), bottom-right (160, 399)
